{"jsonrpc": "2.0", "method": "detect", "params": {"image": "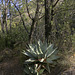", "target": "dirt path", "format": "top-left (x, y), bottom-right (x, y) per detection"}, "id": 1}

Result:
top-left (0, 48), bottom-right (24, 75)
top-left (0, 57), bottom-right (23, 75)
